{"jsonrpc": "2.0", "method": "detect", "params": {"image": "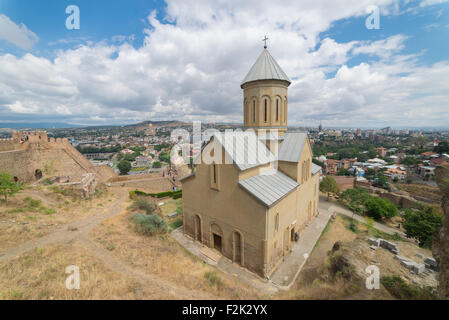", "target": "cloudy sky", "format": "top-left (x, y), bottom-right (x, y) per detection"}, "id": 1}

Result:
top-left (0, 0), bottom-right (448, 128)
